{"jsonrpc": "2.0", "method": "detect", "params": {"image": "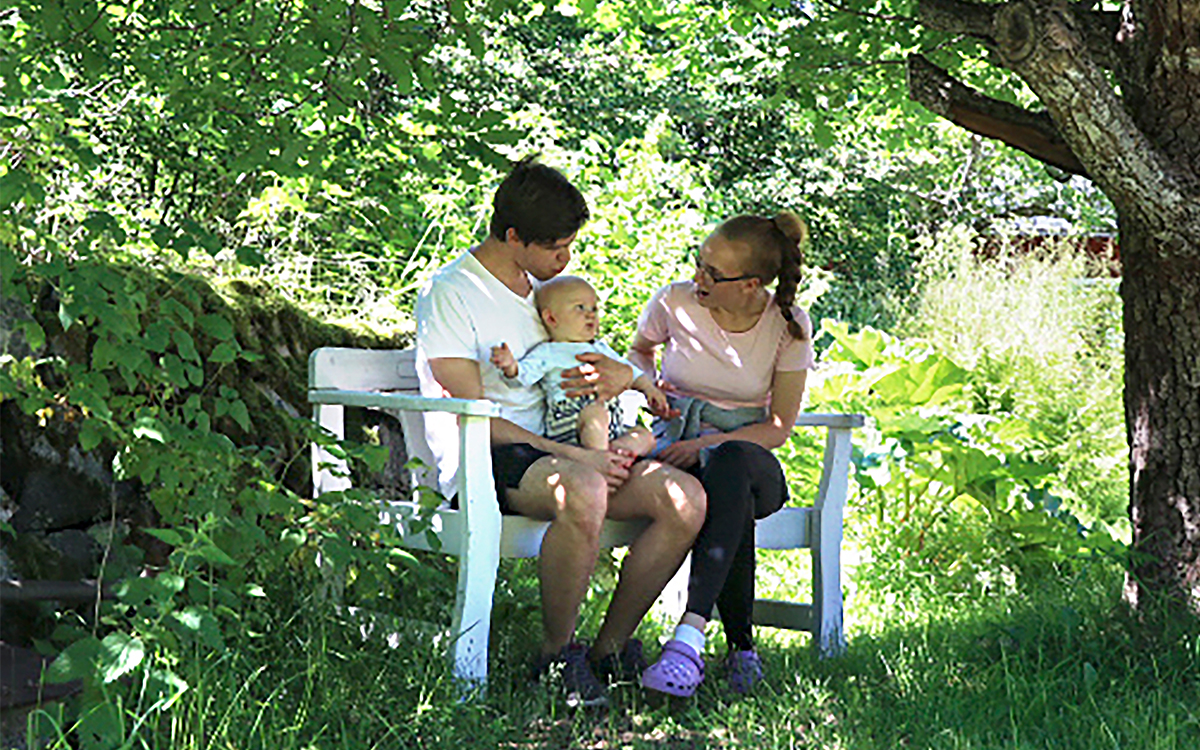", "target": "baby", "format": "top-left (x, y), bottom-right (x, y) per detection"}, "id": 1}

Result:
top-left (491, 275), bottom-right (667, 455)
